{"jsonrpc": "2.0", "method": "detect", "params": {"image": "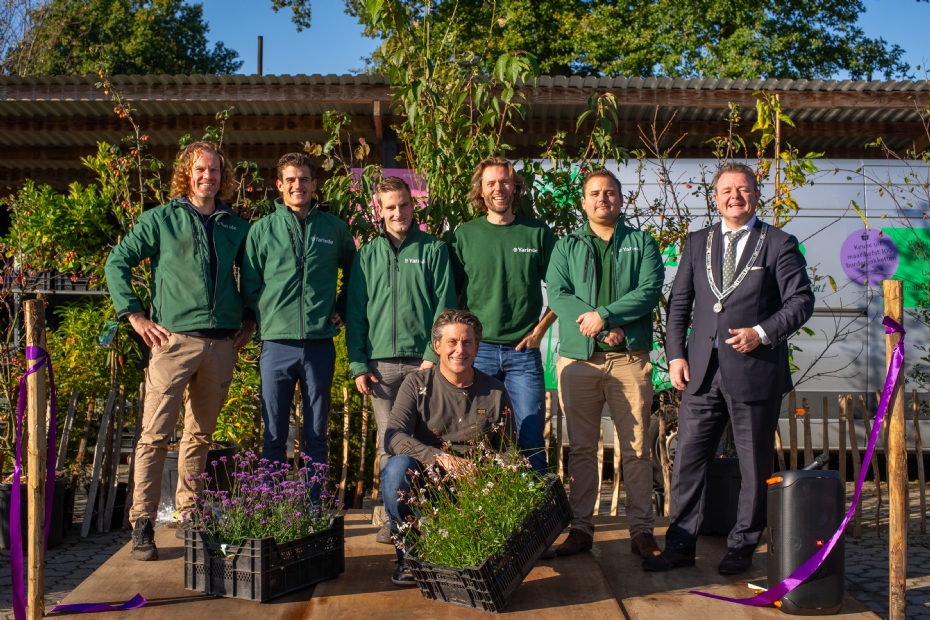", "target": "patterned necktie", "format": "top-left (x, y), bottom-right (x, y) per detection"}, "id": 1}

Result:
top-left (723, 229), bottom-right (747, 289)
